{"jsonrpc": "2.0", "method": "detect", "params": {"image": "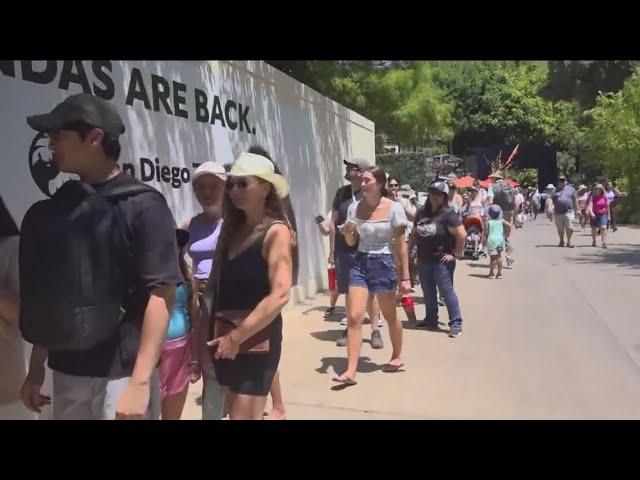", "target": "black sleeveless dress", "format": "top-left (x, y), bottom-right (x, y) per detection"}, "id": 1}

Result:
top-left (213, 224), bottom-right (283, 396)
